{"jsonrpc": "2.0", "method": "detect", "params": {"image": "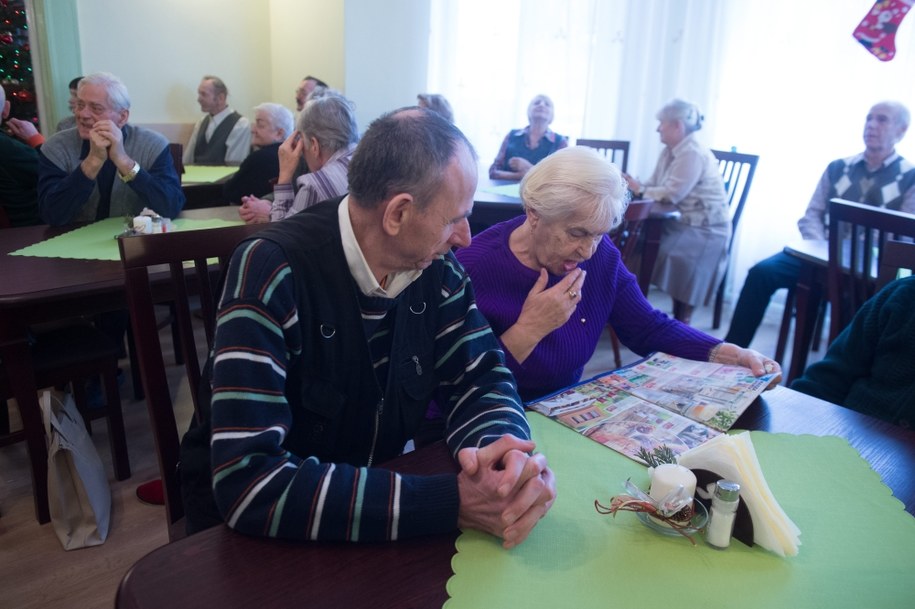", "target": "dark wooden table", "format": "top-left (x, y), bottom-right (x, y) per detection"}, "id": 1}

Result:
top-left (0, 207), bottom-right (239, 523)
top-left (180, 165), bottom-right (237, 209)
top-left (115, 385), bottom-right (915, 609)
top-left (472, 178), bottom-right (679, 294)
